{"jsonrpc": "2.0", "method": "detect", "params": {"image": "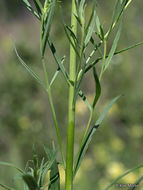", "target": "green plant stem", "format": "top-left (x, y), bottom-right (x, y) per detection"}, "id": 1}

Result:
top-left (65, 0), bottom-right (77, 189)
top-left (40, 14), bottom-right (65, 168)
